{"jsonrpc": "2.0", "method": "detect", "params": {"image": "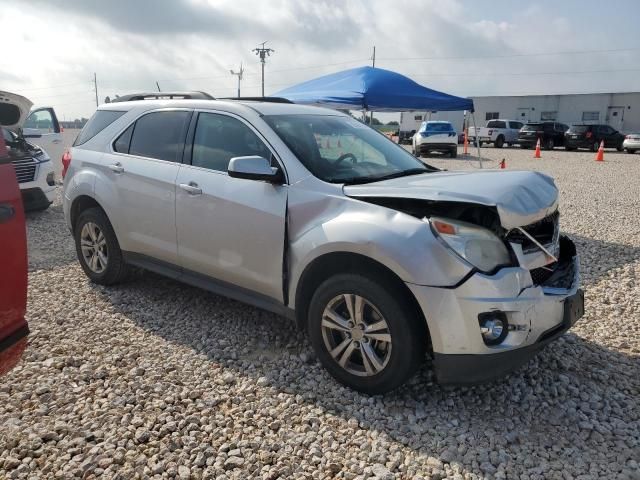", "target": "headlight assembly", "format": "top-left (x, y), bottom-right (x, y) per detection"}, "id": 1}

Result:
top-left (429, 217), bottom-right (511, 273)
